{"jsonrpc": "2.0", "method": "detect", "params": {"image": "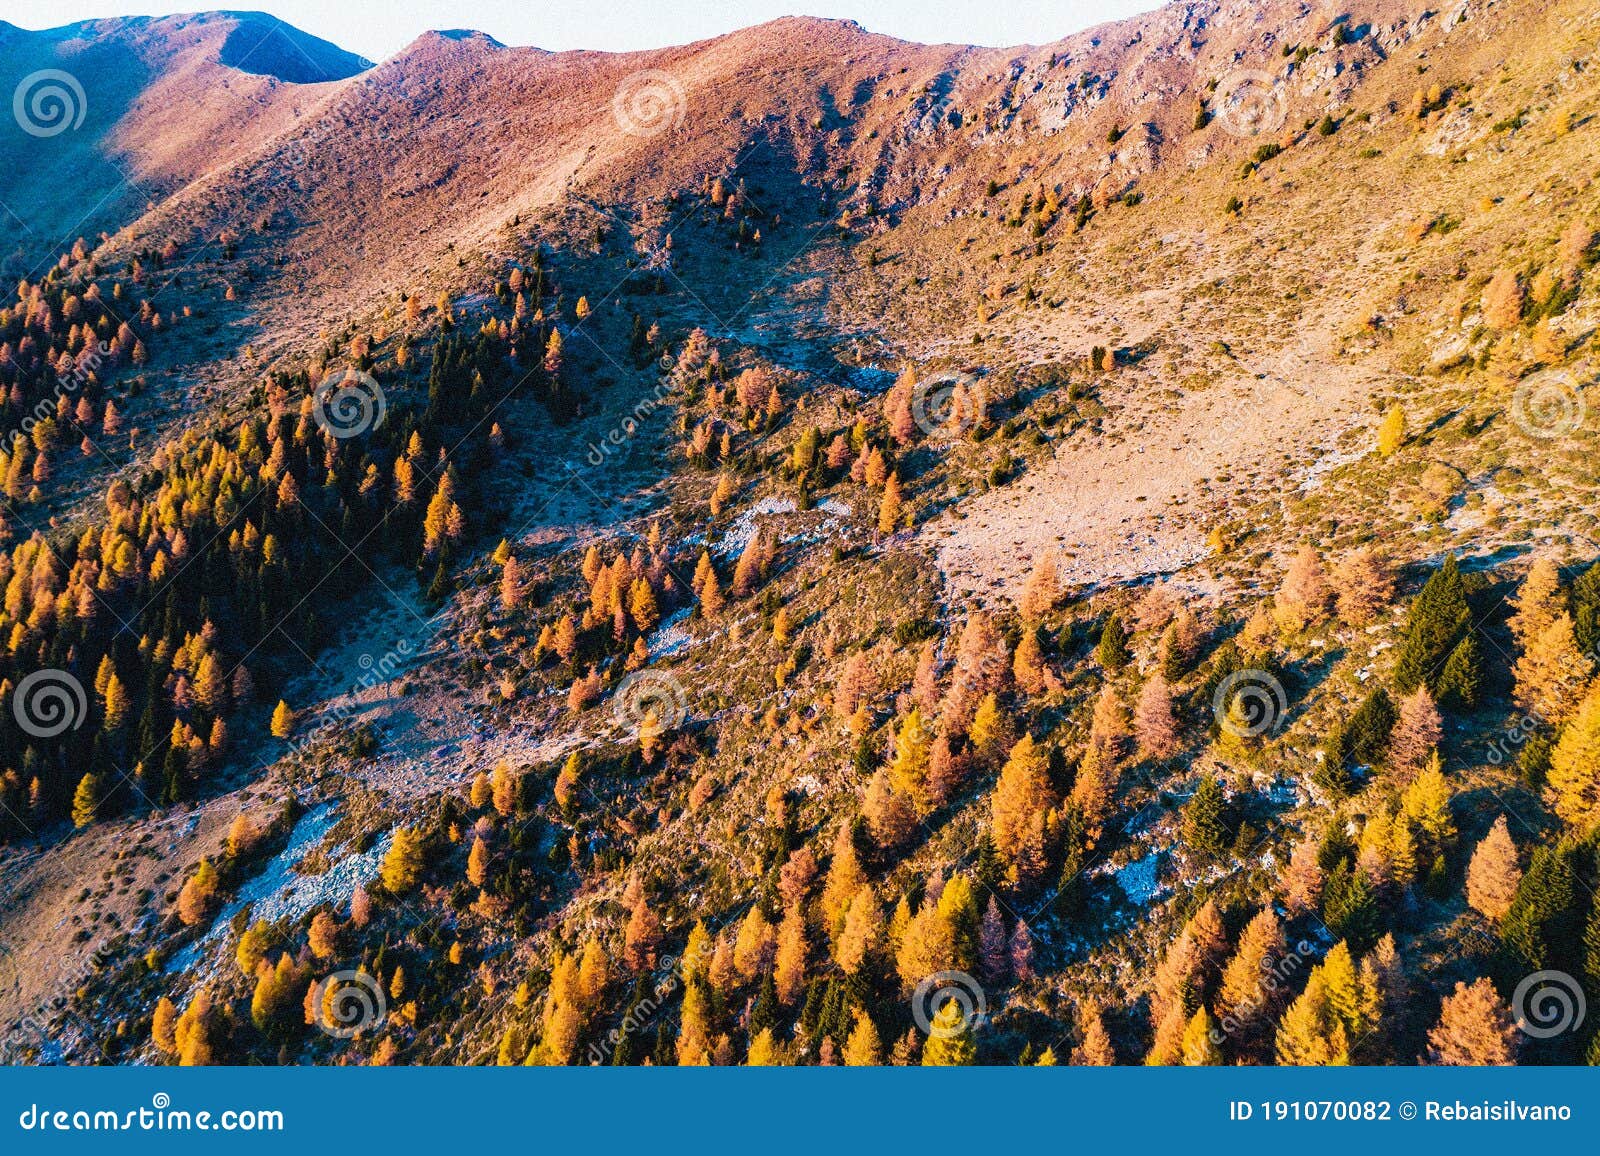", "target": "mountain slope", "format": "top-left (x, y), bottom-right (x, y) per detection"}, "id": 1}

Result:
top-left (1, 0), bottom-right (1599, 1069)
top-left (0, 11), bottom-right (368, 273)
